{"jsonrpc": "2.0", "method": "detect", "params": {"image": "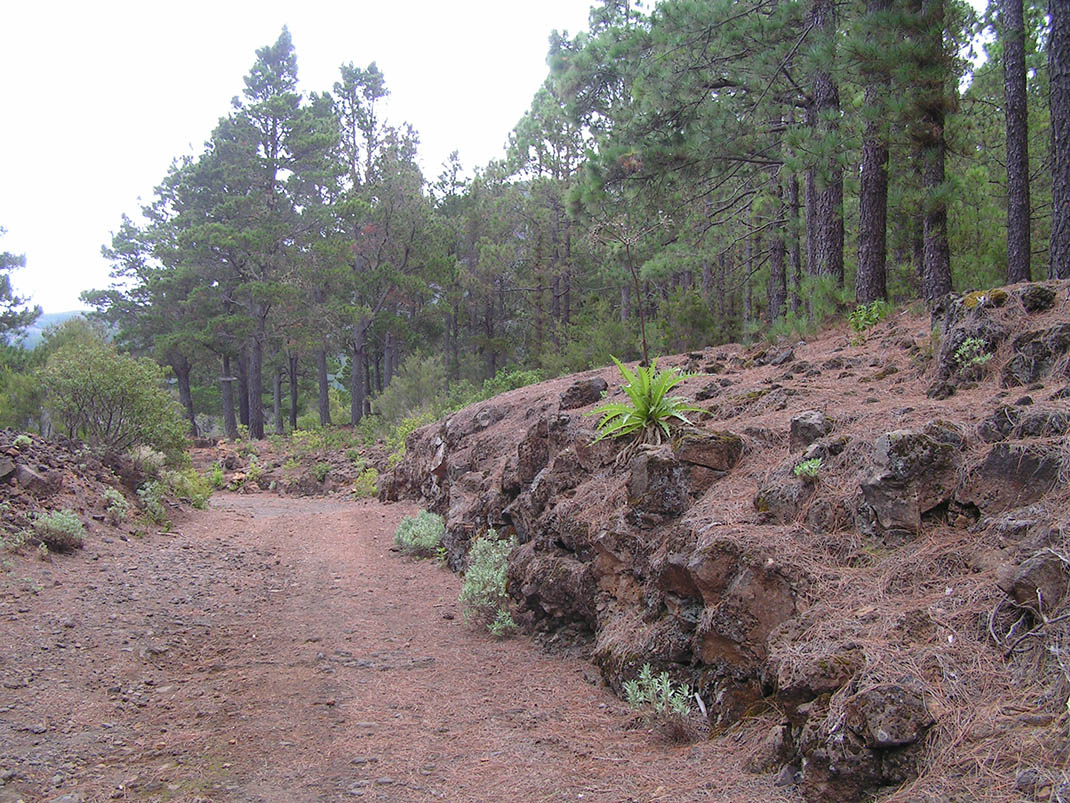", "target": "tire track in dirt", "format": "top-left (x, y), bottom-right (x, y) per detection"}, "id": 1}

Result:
top-left (0, 493), bottom-right (797, 802)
